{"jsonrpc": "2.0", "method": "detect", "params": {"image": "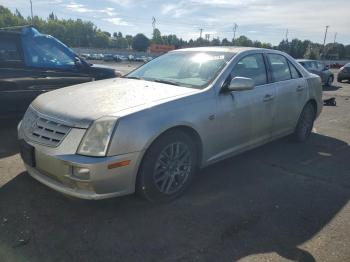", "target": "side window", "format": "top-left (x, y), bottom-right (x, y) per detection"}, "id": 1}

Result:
top-left (231, 54), bottom-right (267, 86)
top-left (288, 61), bottom-right (302, 79)
top-left (317, 62), bottom-right (325, 71)
top-left (0, 37), bottom-right (23, 67)
top-left (22, 36), bottom-right (76, 70)
top-left (267, 54), bottom-right (291, 82)
top-left (309, 62), bottom-right (318, 70)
